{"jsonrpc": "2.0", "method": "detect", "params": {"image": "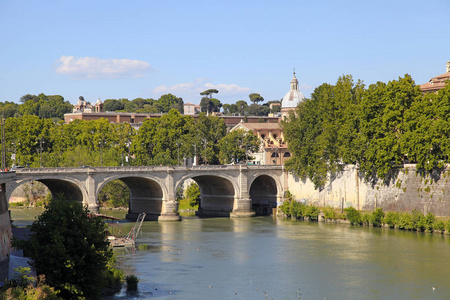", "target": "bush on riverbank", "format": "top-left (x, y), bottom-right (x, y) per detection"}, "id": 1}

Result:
top-left (0, 268), bottom-right (60, 300)
top-left (340, 207), bottom-right (449, 234)
top-left (283, 199), bottom-right (450, 234)
top-left (279, 199), bottom-right (320, 221)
